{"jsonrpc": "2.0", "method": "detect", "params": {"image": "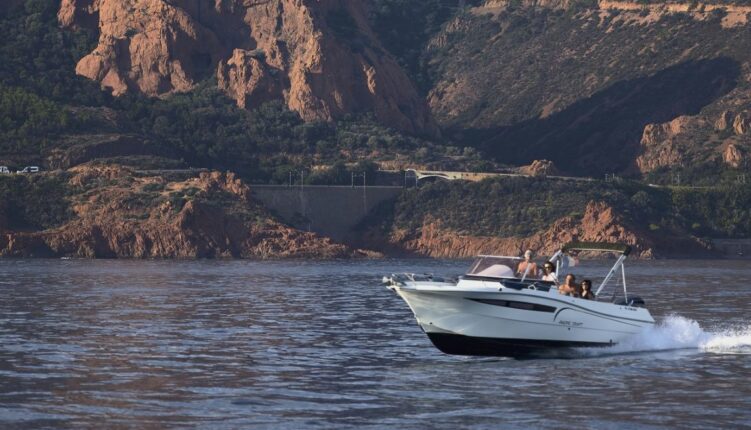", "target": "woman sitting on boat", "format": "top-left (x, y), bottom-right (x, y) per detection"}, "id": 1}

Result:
top-left (541, 261), bottom-right (558, 283)
top-left (580, 280), bottom-right (595, 300)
